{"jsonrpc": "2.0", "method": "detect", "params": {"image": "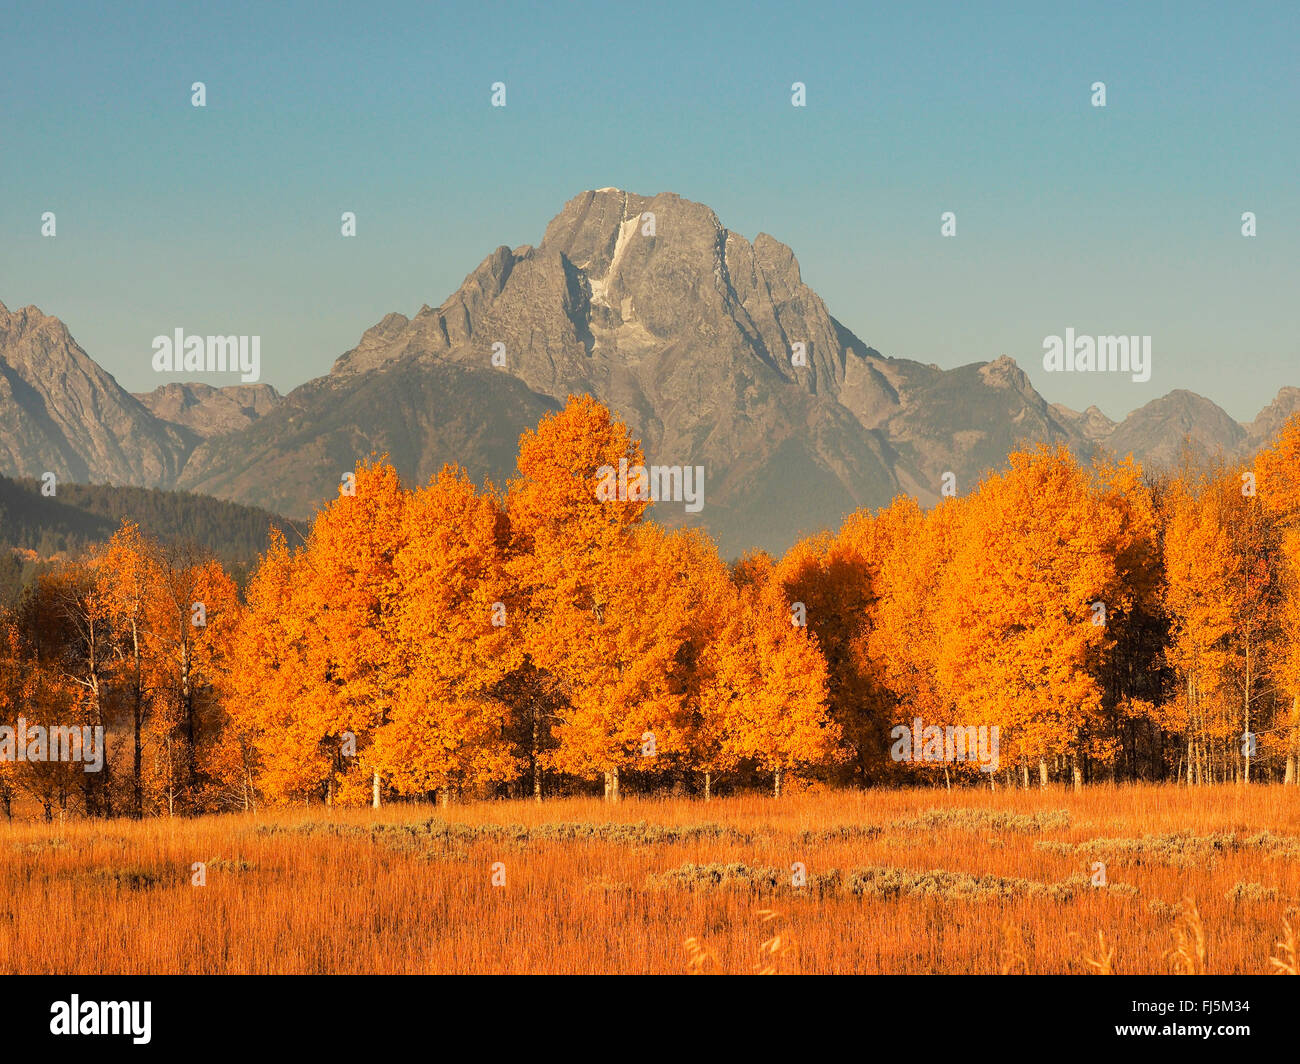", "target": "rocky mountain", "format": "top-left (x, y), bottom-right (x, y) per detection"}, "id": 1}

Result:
top-left (177, 190), bottom-right (1098, 553)
top-left (2, 190), bottom-right (1296, 556)
top-left (0, 300), bottom-right (192, 486)
top-left (134, 381), bottom-right (282, 440)
top-left (1100, 390), bottom-right (1248, 471)
top-left (1053, 386), bottom-right (1300, 474)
